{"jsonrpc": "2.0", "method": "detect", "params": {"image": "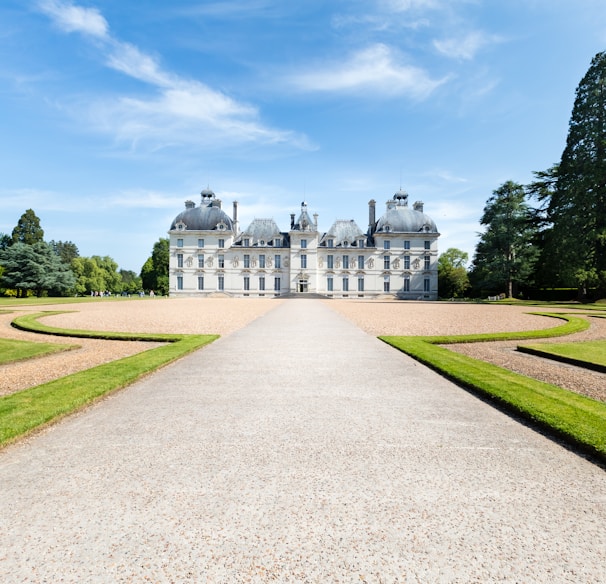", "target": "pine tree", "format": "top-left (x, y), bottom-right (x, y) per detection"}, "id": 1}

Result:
top-left (11, 209), bottom-right (44, 245)
top-left (471, 181), bottom-right (539, 298)
top-left (544, 51), bottom-right (606, 295)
